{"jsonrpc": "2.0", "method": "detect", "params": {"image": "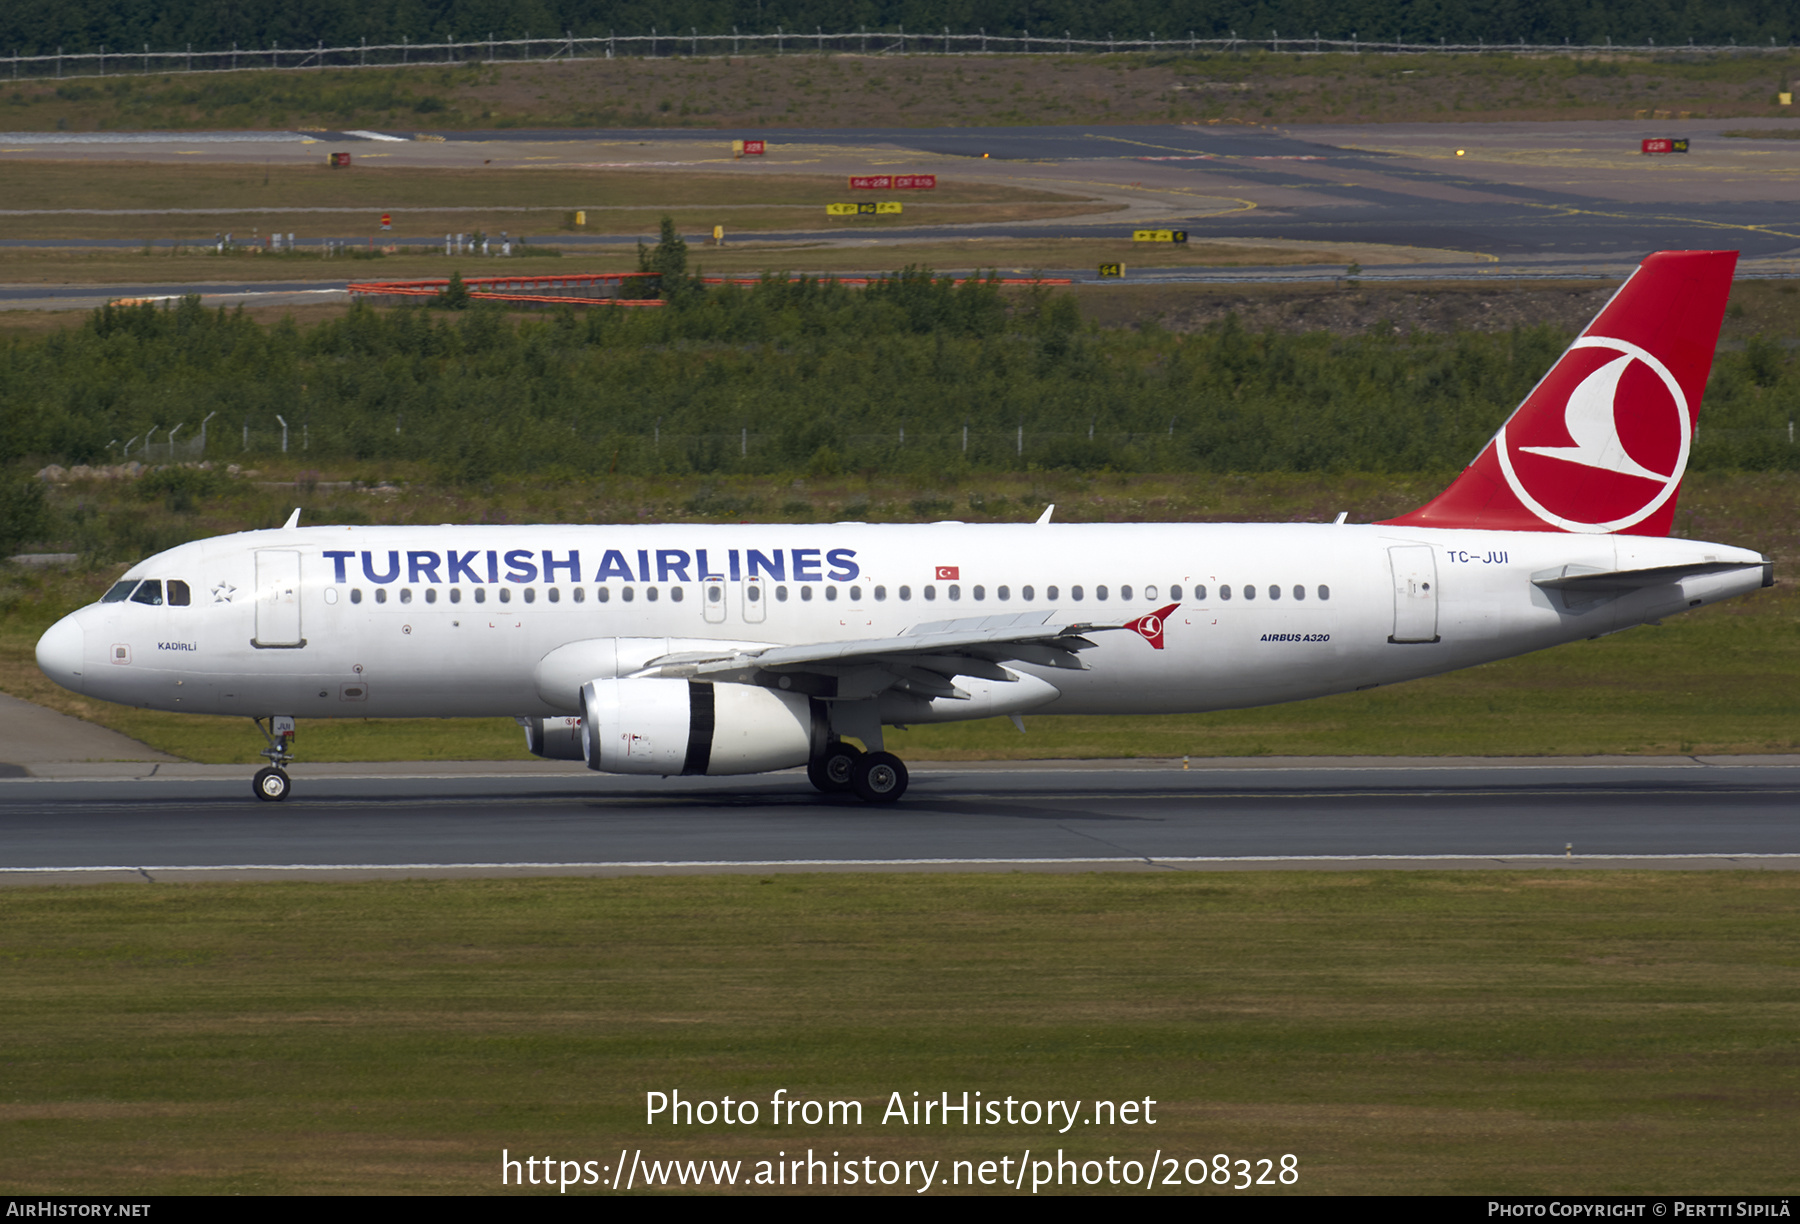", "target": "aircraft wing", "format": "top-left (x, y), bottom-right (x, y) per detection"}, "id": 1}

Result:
top-left (633, 609), bottom-right (1159, 701)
